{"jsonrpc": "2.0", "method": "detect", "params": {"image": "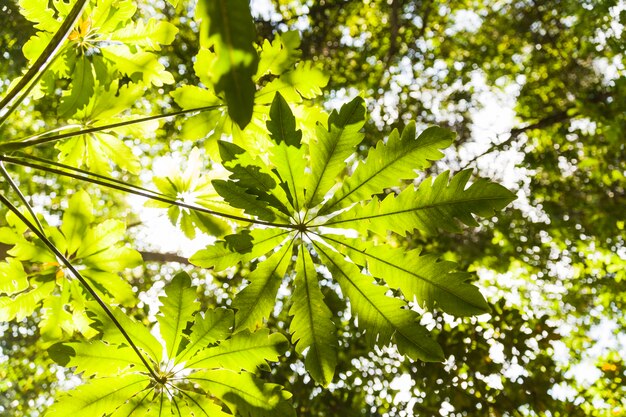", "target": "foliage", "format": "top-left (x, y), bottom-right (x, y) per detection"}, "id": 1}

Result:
top-left (190, 94), bottom-right (515, 384)
top-left (1, 0), bottom-right (623, 416)
top-left (47, 272), bottom-right (292, 417)
top-left (0, 190), bottom-right (141, 340)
